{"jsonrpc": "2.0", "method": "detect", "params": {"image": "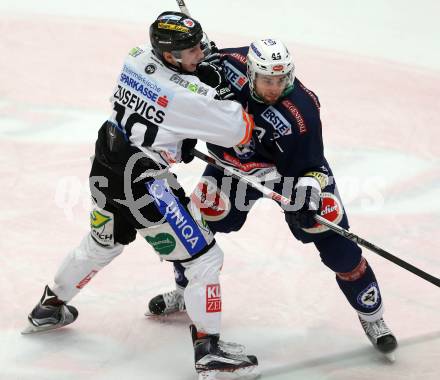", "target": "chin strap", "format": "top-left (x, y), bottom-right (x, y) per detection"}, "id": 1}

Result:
top-left (250, 83), bottom-right (295, 104)
top-left (250, 90), bottom-right (265, 104)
